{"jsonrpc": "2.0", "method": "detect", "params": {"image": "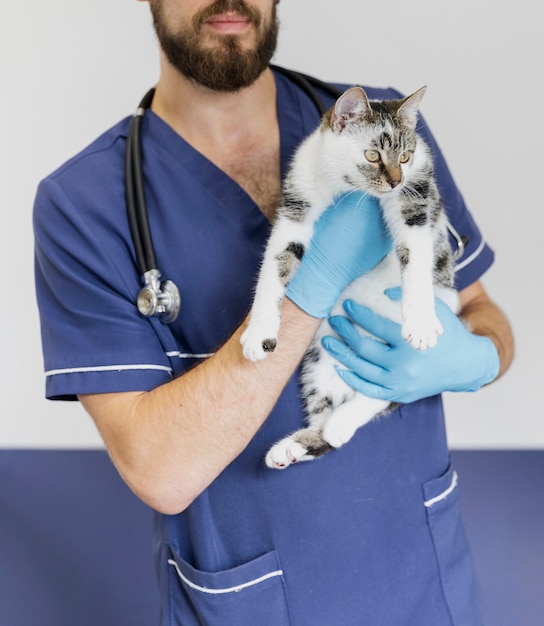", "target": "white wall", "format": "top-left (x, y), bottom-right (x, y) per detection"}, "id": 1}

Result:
top-left (2, 1), bottom-right (541, 448)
